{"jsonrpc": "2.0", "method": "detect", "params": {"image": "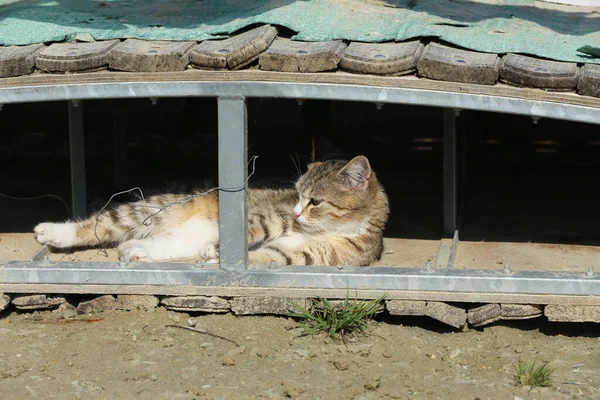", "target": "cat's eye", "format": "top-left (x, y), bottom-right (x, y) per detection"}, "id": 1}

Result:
top-left (310, 198), bottom-right (322, 206)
